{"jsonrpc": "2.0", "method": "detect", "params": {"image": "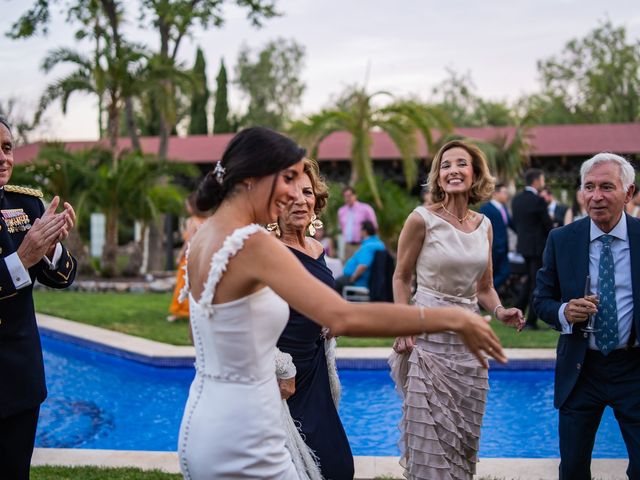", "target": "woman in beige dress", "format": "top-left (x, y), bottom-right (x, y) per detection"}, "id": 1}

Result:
top-left (389, 140), bottom-right (525, 480)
